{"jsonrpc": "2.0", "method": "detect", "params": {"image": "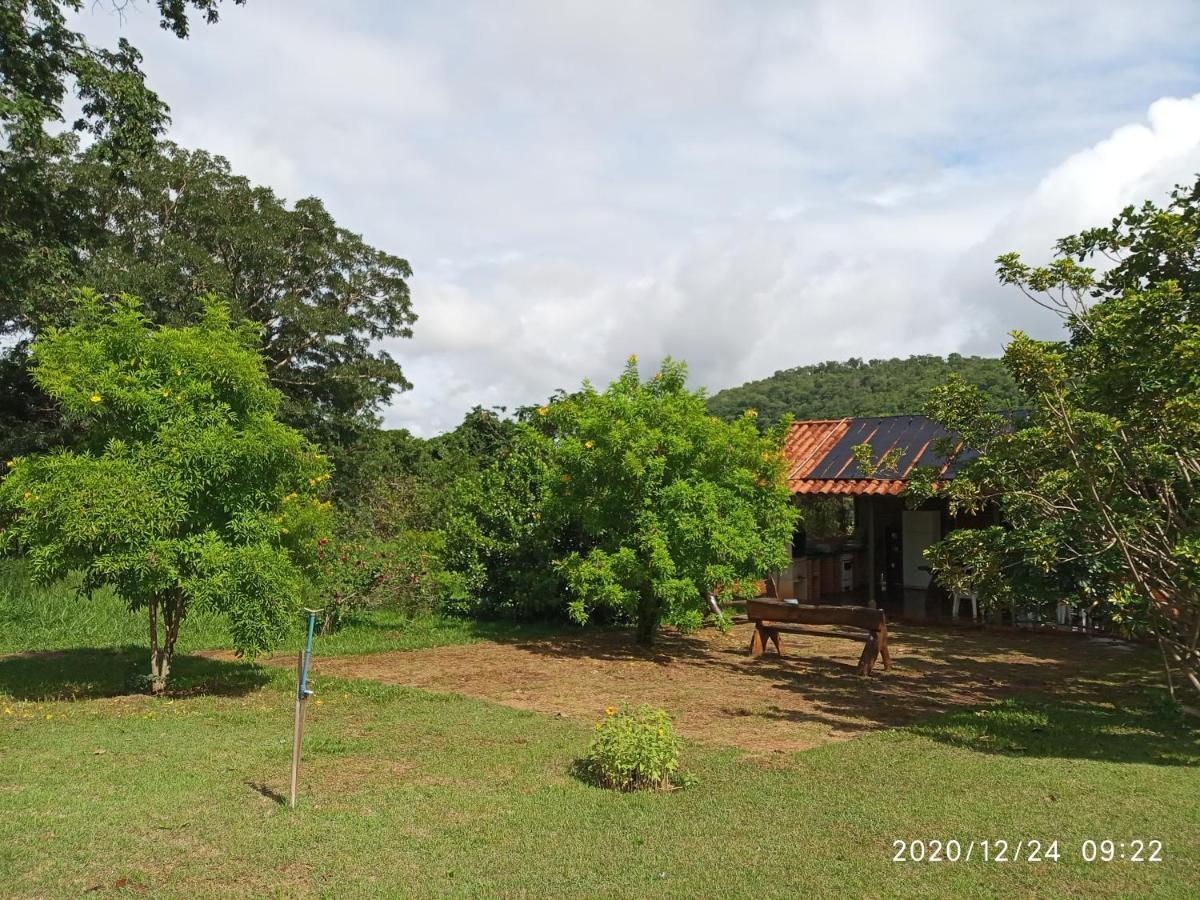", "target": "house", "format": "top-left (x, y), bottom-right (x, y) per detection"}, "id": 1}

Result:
top-left (778, 415), bottom-right (993, 617)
